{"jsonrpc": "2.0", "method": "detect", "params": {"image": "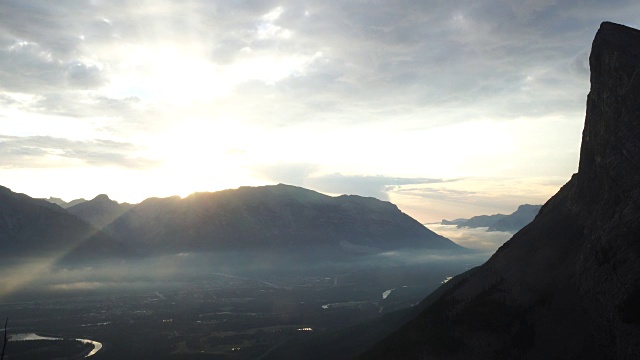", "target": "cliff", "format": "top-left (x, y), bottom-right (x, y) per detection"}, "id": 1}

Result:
top-left (359, 21), bottom-right (640, 360)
